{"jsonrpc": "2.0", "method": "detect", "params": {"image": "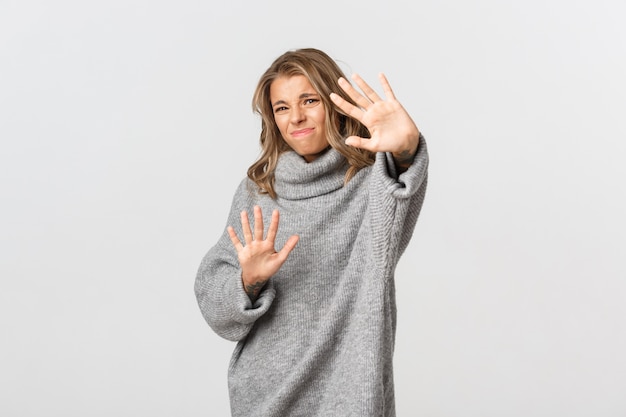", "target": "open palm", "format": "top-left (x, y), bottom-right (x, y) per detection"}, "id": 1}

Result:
top-left (330, 73), bottom-right (420, 158)
top-left (228, 206), bottom-right (299, 300)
